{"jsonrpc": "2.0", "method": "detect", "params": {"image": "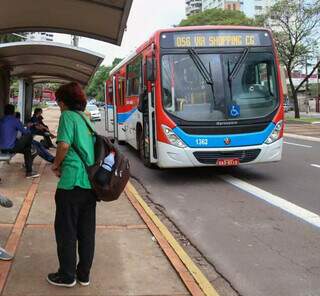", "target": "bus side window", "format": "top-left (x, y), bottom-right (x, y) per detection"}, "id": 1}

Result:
top-left (119, 79), bottom-right (125, 105)
top-left (126, 56), bottom-right (142, 97)
top-left (107, 85), bottom-right (113, 105)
